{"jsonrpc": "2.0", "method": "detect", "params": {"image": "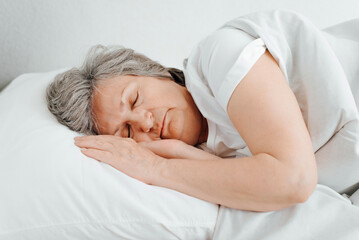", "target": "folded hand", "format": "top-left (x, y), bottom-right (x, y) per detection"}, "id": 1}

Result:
top-left (139, 139), bottom-right (221, 161)
top-left (74, 135), bottom-right (164, 185)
